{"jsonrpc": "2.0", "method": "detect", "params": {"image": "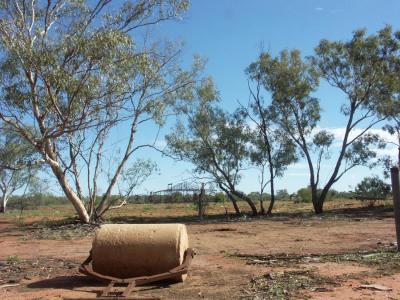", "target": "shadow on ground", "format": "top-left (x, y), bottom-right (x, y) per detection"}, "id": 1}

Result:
top-left (27, 274), bottom-right (173, 298)
top-left (27, 275), bottom-right (102, 289)
top-left (107, 204), bottom-right (394, 224)
top-left (17, 204), bottom-right (394, 232)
